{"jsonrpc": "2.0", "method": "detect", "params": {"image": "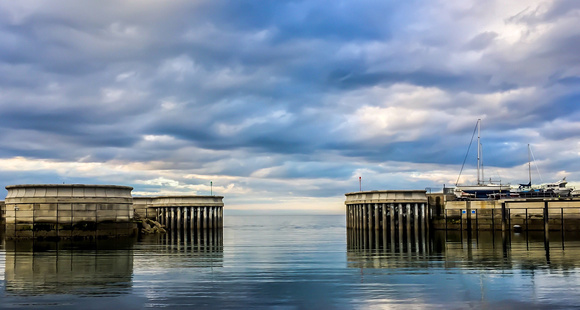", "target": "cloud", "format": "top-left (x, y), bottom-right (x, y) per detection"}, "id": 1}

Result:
top-left (0, 0), bottom-right (579, 211)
